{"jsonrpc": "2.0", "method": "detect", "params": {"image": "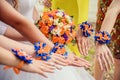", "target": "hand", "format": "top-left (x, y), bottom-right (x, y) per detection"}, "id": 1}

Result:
top-left (76, 29), bottom-right (89, 56)
top-left (43, 0), bottom-right (52, 8)
top-left (95, 44), bottom-right (114, 71)
top-left (48, 54), bottom-right (68, 70)
top-left (21, 59), bottom-right (55, 78)
top-left (67, 53), bottom-right (91, 68)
